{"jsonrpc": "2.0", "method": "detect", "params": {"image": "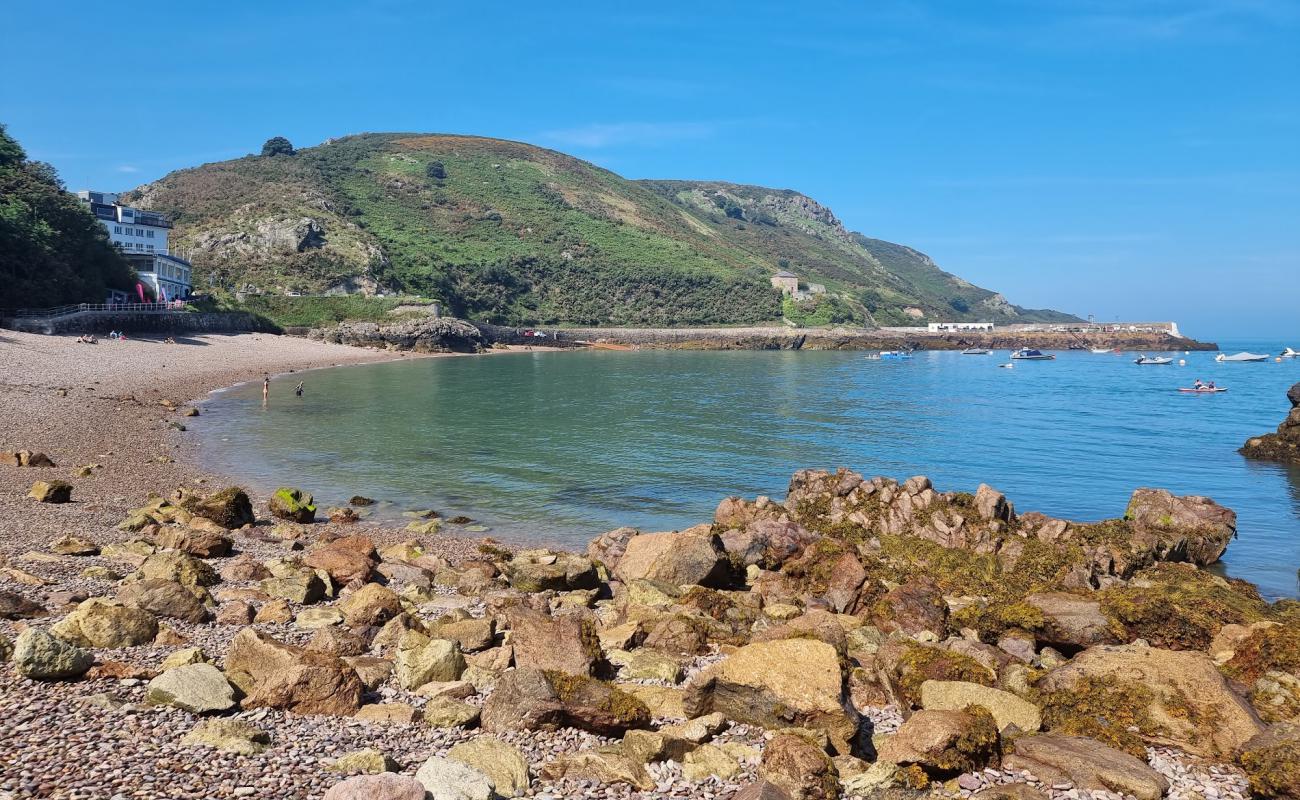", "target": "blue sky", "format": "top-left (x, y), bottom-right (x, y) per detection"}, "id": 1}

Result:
top-left (4, 0), bottom-right (1297, 338)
